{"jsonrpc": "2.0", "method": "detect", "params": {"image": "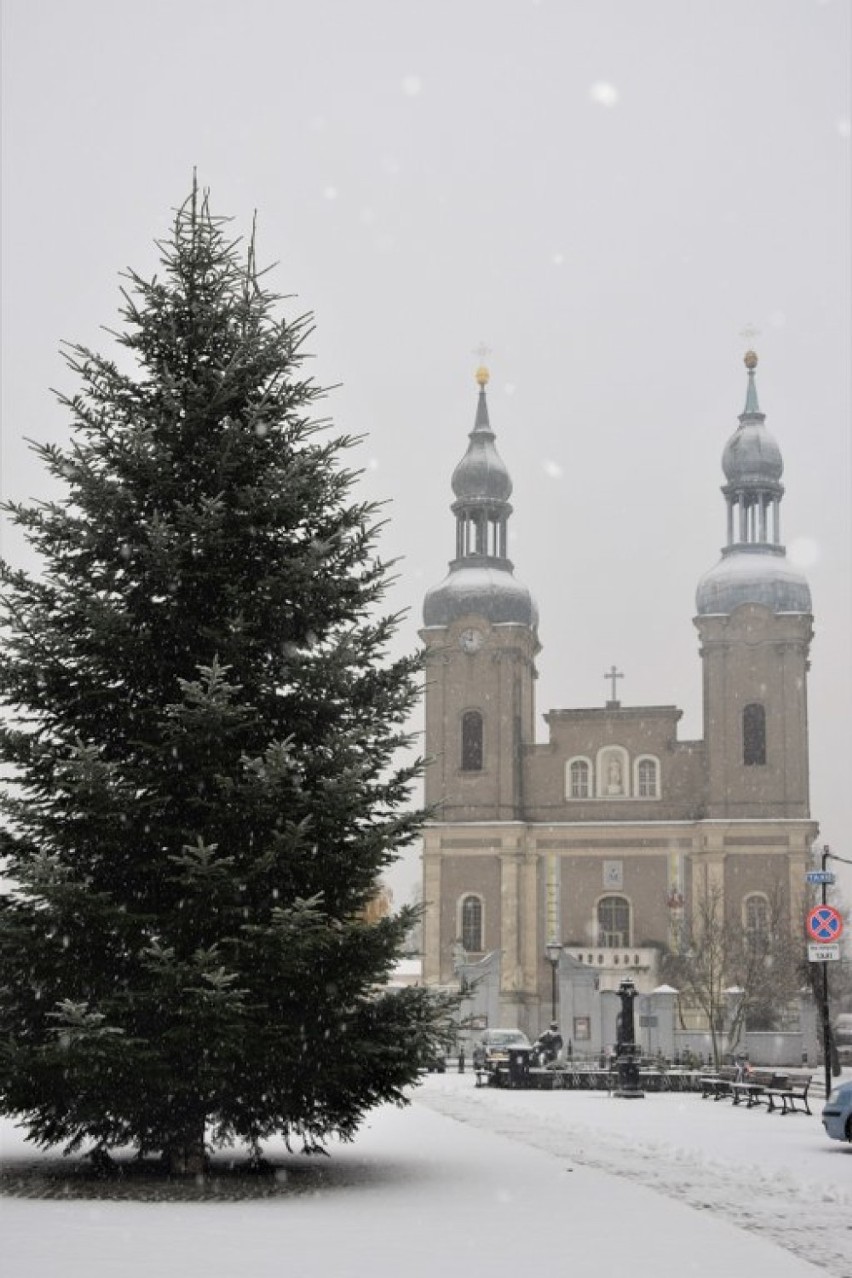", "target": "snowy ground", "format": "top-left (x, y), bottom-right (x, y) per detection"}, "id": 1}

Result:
top-left (1, 1071), bottom-right (849, 1278)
